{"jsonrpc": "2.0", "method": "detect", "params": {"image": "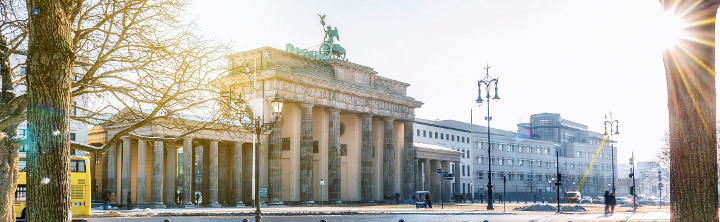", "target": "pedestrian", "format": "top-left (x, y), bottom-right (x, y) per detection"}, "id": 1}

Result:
top-left (426, 192), bottom-right (433, 208)
top-left (126, 191), bottom-right (132, 210)
top-left (603, 191), bottom-right (610, 215)
top-left (195, 193), bottom-right (201, 205)
top-left (109, 192), bottom-right (117, 209)
top-left (609, 192), bottom-right (617, 215)
top-left (479, 193), bottom-right (484, 204)
top-left (394, 192), bottom-right (400, 204)
top-left (102, 190), bottom-right (110, 210)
